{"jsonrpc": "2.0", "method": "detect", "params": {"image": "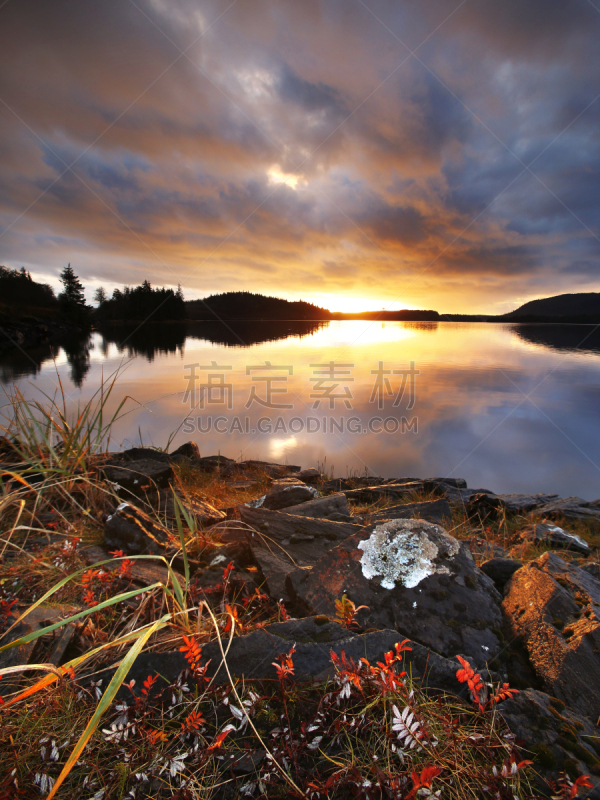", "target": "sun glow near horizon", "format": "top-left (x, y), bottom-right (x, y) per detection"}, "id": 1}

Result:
top-left (310, 294), bottom-right (417, 314)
